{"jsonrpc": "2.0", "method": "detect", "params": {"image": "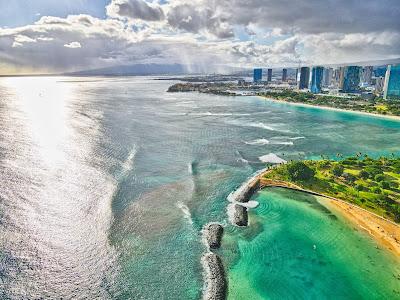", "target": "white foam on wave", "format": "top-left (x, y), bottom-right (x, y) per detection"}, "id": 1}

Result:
top-left (238, 200), bottom-right (259, 208)
top-left (245, 138), bottom-right (294, 146)
top-left (226, 119), bottom-right (291, 133)
top-left (238, 158), bottom-right (249, 164)
top-left (245, 138), bottom-right (270, 145)
top-left (192, 112), bottom-right (251, 116)
top-left (288, 136), bottom-right (305, 140)
top-left (271, 141), bottom-right (294, 145)
top-left (122, 147), bottom-right (137, 174)
top-left (158, 112), bottom-right (188, 116)
top-left (176, 201), bottom-right (194, 225)
top-left (250, 122), bottom-right (280, 131)
top-left (259, 153), bottom-right (287, 164)
top-left (188, 162), bottom-right (193, 174)
top-left (253, 111), bottom-right (271, 115)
